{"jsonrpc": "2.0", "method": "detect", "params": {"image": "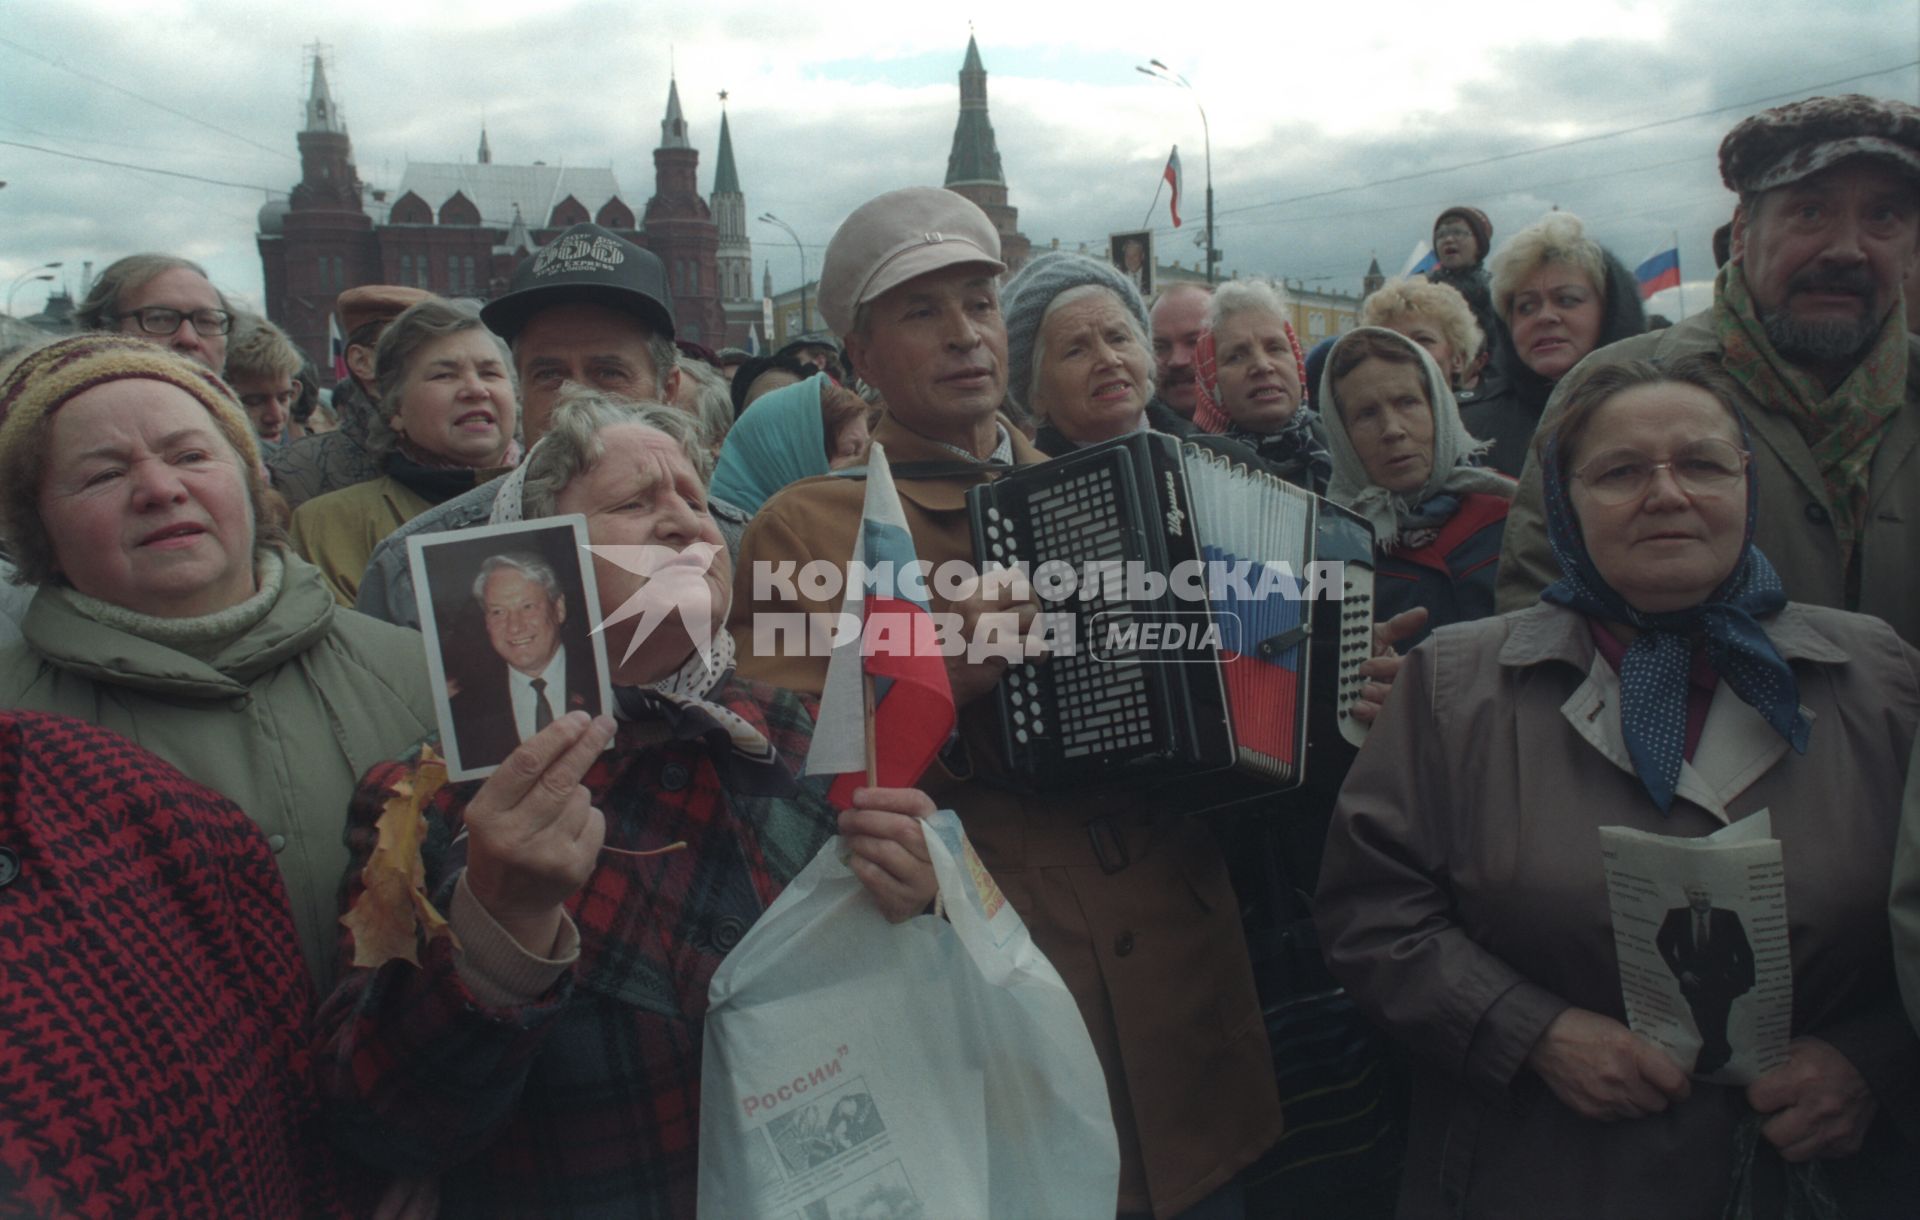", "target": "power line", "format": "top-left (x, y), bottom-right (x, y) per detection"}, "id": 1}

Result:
top-left (0, 139), bottom-right (279, 194)
top-left (1210, 61), bottom-right (1918, 222)
top-left (1065, 59), bottom-right (1917, 253)
top-left (0, 34), bottom-right (295, 161)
